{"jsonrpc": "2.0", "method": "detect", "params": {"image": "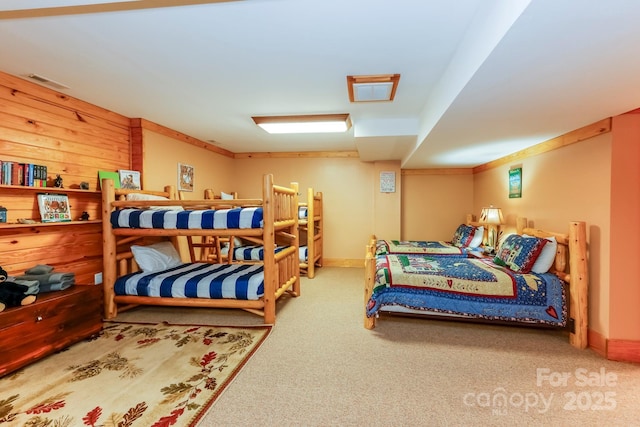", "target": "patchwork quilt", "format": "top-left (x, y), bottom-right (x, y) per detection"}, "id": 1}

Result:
top-left (376, 239), bottom-right (469, 256)
top-left (367, 254), bottom-right (566, 326)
